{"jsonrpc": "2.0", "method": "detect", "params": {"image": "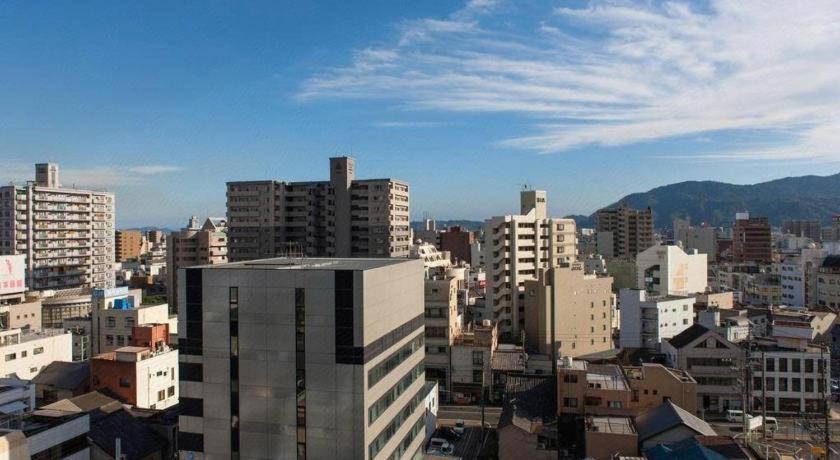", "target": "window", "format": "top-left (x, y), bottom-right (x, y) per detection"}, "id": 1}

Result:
top-left (792, 359), bottom-right (801, 373)
top-left (766, 377), bottom-right (775, 391)
top-left (472, 351), bottom-right (483, 366)
top-left (806, 378), bottom-right (815, 392)
top-left (563, 374), bottom-right (578, 383)
top-left (563, 398), bottom-right (578, 408)
top-left (20, 351), bottom-right (26, 358)
top-left (607, 401), bottom-right (622, 408)
top-left (119, 378), bottom-right (131, 388)
top-left (779, 358), bottom-right (788, 373)
top-left (107, 316), bottom-right (116, 328)
top-left (778, 378), bottom-right (788, 392)
top-left (473, 370), bottom-right (483, 384)
top-left (792, 378), bottom-right (801, 392)
top-left (4, 353), bottom-right (15, 362)
top-left (116, 335), bottom-right (124, 346)
top-left (33, 347), bottom-right (43, 355)
top-left (106, 335), bottom-right (114, 346)
top-left (806, 359), bottom-right (814, 373)
top-left (158, 390), bottom-right (166, 401)
top-left (765, 358), bottom-right (775, 371)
